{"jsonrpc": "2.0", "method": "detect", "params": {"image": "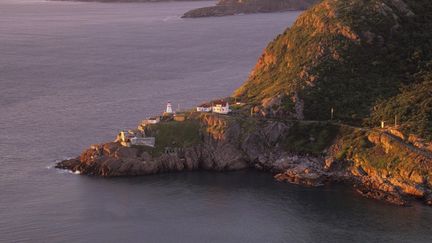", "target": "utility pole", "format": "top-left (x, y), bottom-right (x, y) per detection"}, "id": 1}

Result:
top-left (394, 115), bottom-right (398, 127)
top-left (331, 107), bottom-right (334, 121)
